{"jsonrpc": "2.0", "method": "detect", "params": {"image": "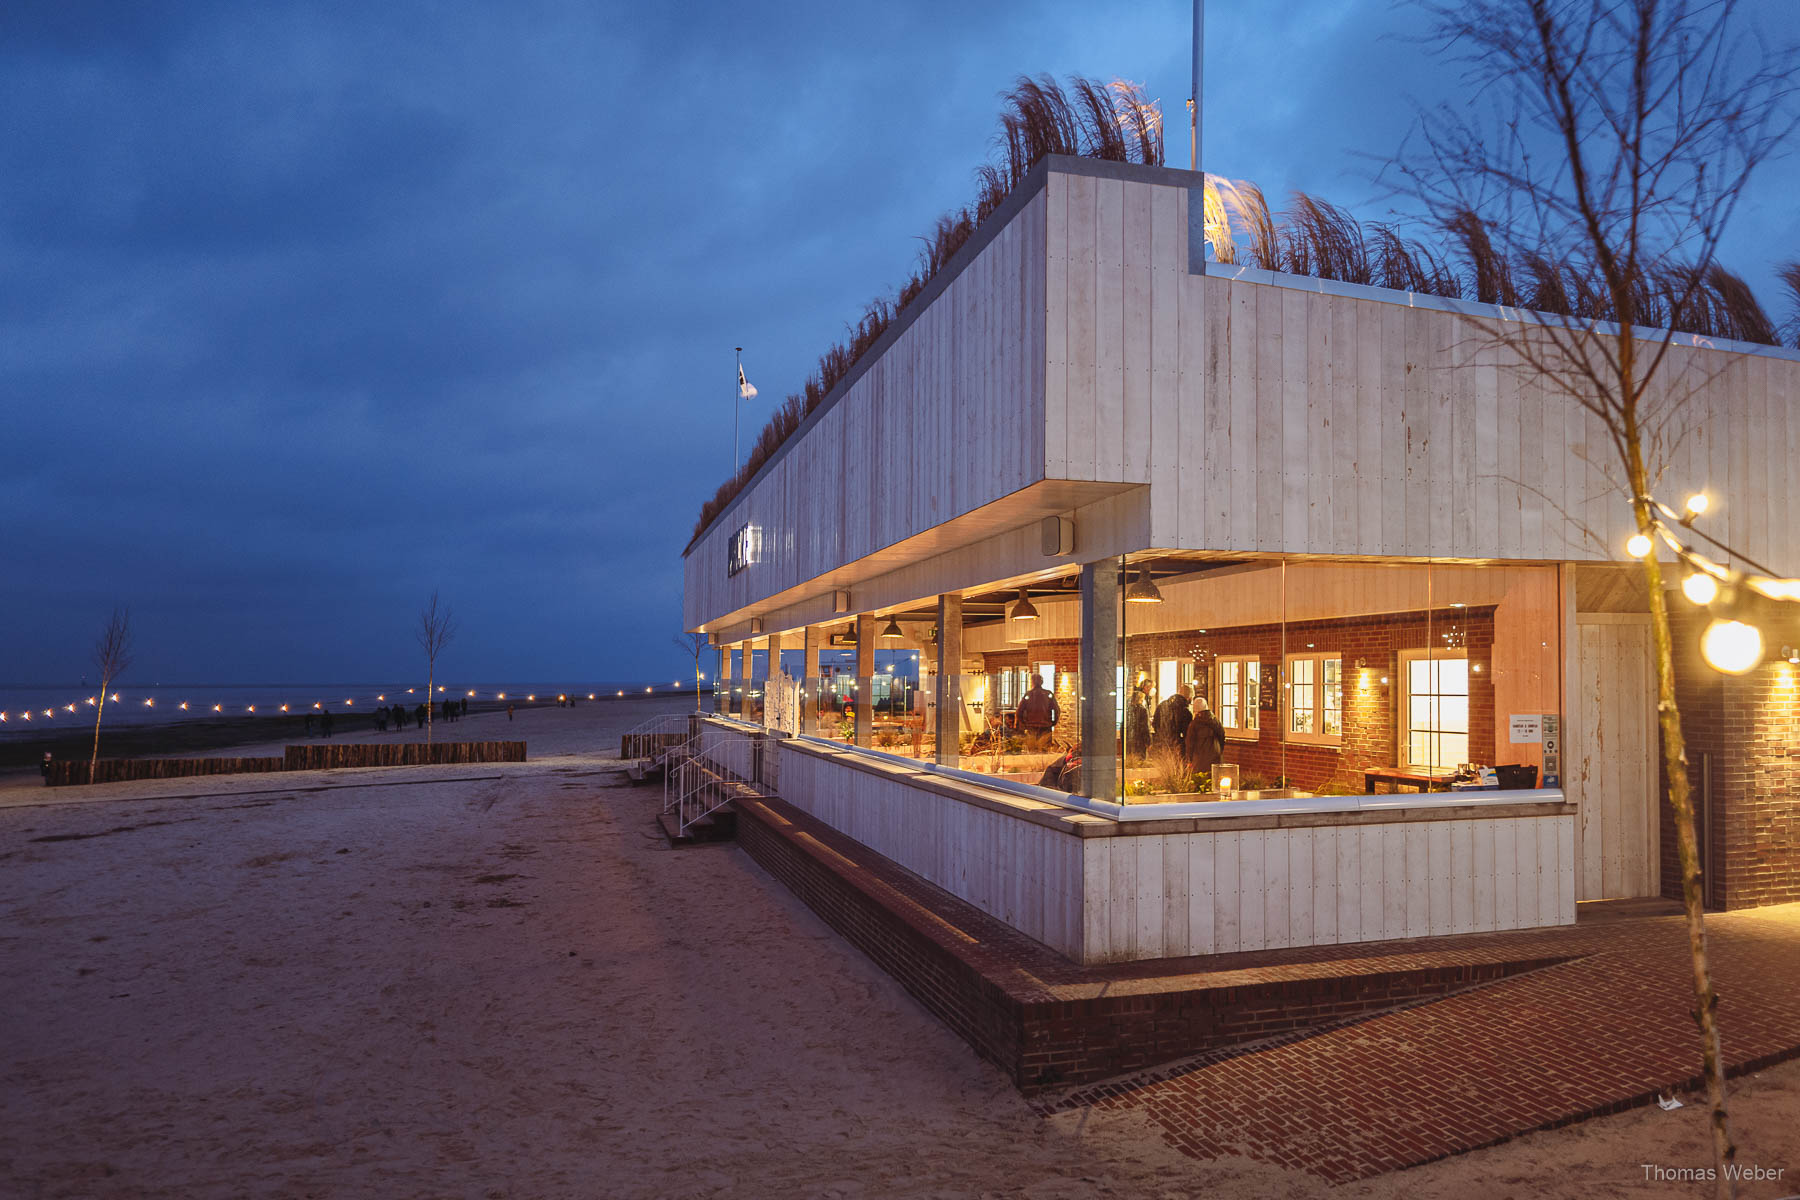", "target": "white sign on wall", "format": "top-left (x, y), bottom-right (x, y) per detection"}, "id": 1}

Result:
top-left (1509, 714), bottom-right (1543, 743)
